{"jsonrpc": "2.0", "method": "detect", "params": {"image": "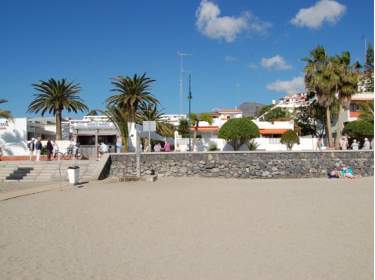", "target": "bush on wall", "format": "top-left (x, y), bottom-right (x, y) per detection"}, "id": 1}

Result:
top-left (218, 118), bottom-right (259, 150)
top-left (280, 130), bottom-right (300, 150)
